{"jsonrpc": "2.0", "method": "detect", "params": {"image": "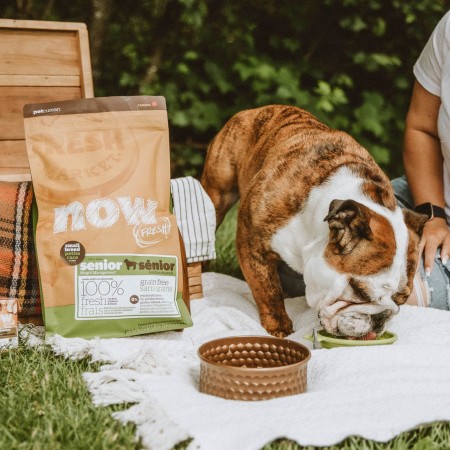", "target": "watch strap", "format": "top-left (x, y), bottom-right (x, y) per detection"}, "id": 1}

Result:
top-left (414, 202), bottom-right (447, 220)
